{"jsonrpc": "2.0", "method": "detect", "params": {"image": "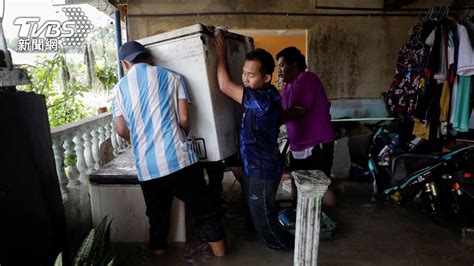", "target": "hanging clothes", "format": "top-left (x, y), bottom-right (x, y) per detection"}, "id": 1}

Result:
top-left (452, 76), bottom-right (471, 132)
top-left (386, 23), bottom-right (433, 117)
top-left (414, 24), bottom-right (443, 123)
top-left (449, 23), bottom-right (474, 133)
top-left (413, 118), bottom-right (430, 140)
top-left (439, 80), bottom-right (451, 135)
top-left (434, 25), bottom-right (449, 82)
top-left (456, 24), bottom-right (474, 76)
top-left (438, 28), bottom-right (455, 137)
top-left (387, 14), bottom-right (474, 143)
top-left (447, 30), bottom-right (456, 73)
top-left (449, 76), bottom-right (459, 123)
top-left (459, 18), bottom-right (474, 55)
